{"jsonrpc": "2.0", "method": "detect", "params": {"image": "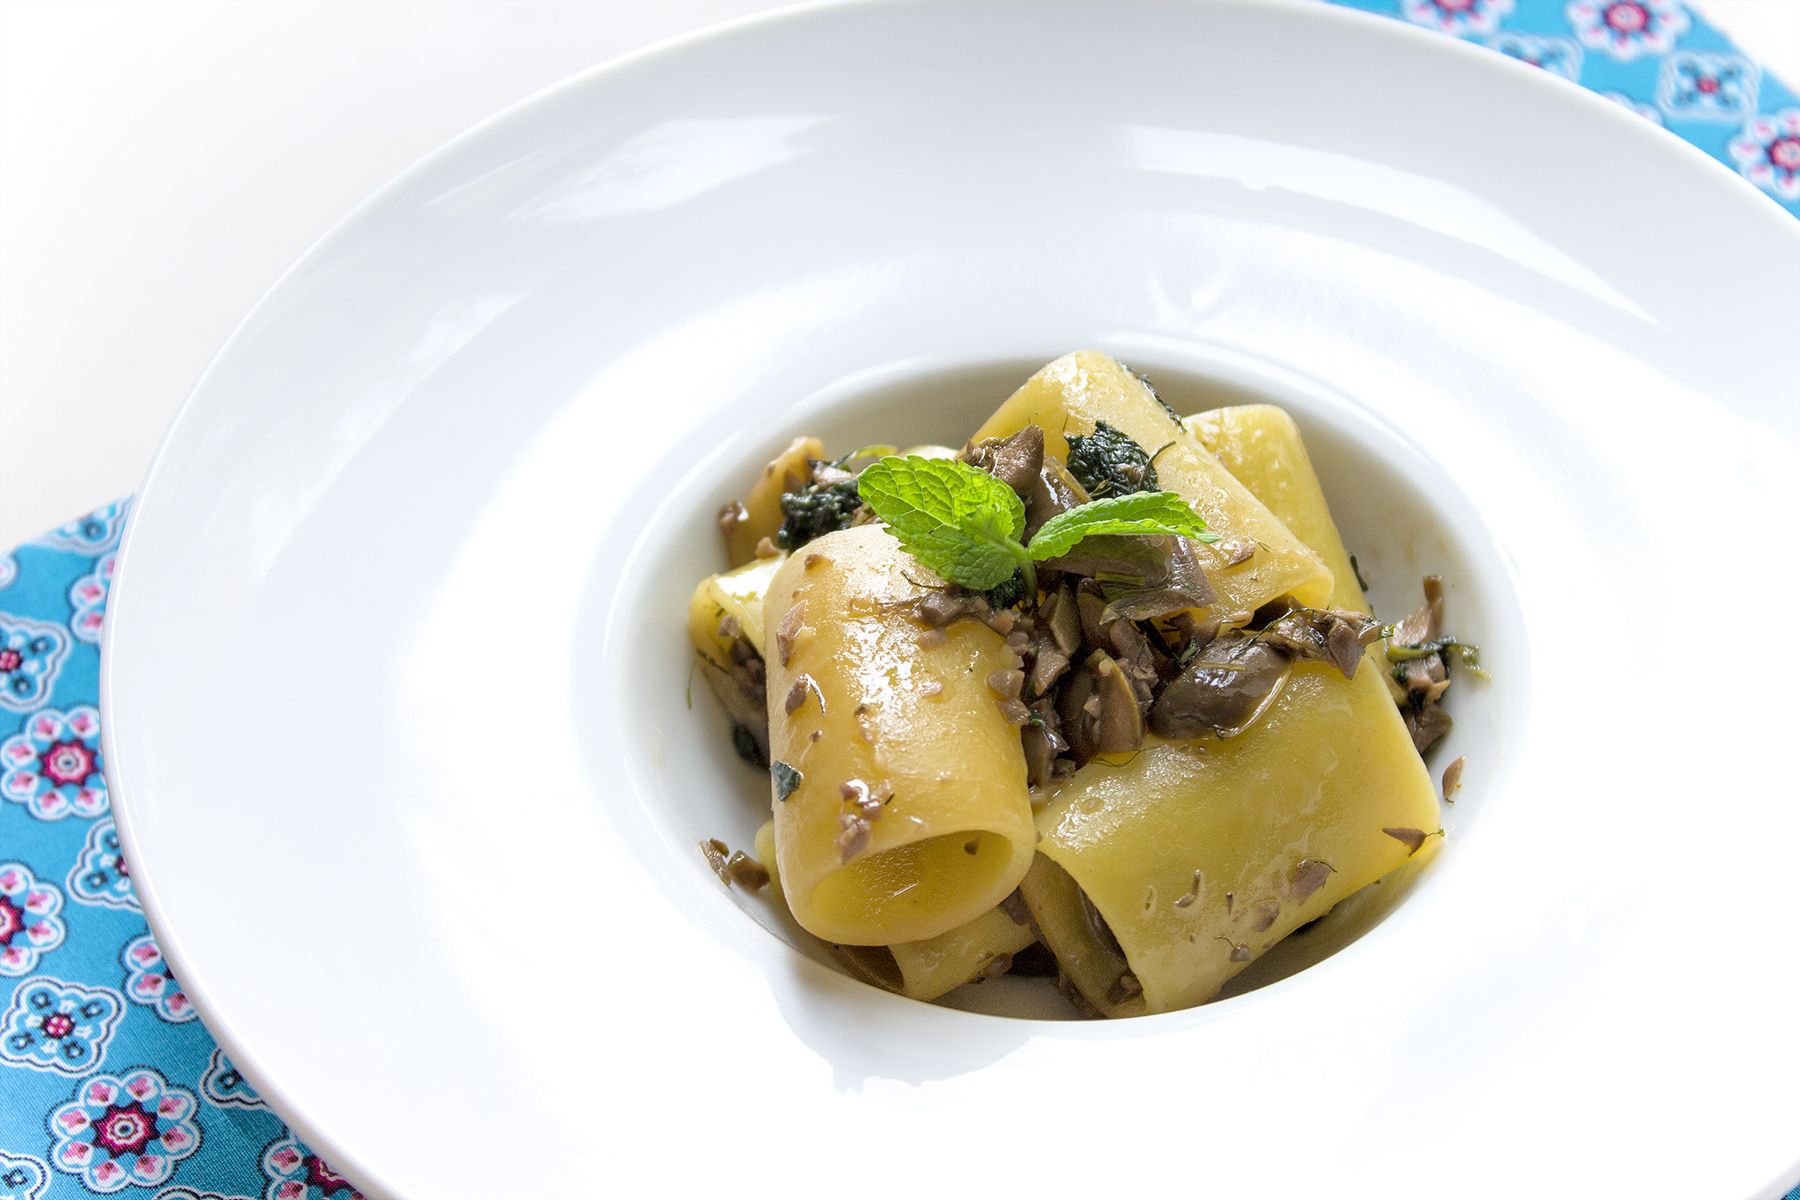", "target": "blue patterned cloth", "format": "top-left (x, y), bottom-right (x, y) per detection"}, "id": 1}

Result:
top-left (0, 506), bottom-right (355, 1199)
top-left (1, 5), bottom-right (1795, 1197)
